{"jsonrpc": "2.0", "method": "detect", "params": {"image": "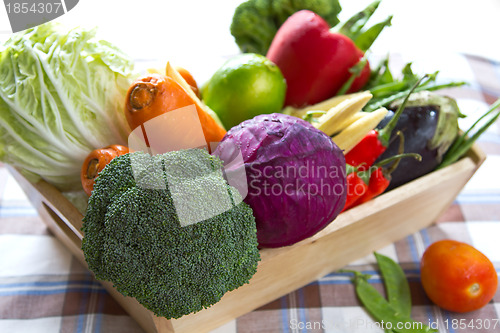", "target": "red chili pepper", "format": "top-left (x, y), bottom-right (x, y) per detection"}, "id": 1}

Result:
top-left (355, 167), bottom-right (390, 205)
top-left (344, 129), bottom-right (386, 169)
top-left (345, 76), bottom-right (427, 170)
top-left (343, 152), bottom-right (422, 211)
top-left (342, 165), bottom-right (370, 212)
